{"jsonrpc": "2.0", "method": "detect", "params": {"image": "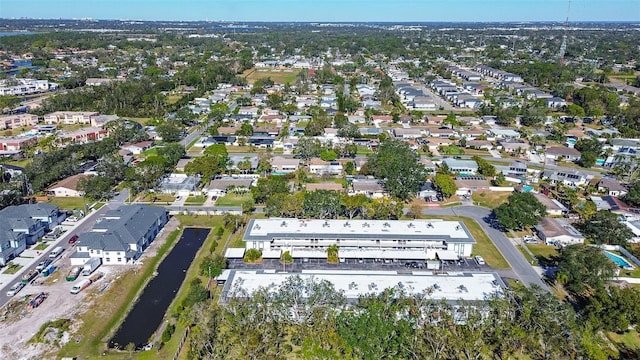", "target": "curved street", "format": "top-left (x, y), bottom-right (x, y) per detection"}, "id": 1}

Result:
top-left (422, 205), bottom-right (549, 290)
